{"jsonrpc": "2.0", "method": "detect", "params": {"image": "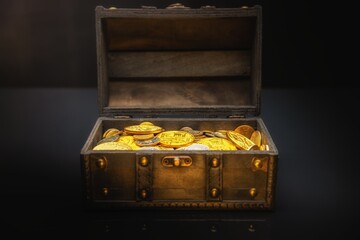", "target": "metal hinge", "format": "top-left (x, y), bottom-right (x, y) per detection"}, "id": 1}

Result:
top-left (166, 3), bottom-right (190, 9)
